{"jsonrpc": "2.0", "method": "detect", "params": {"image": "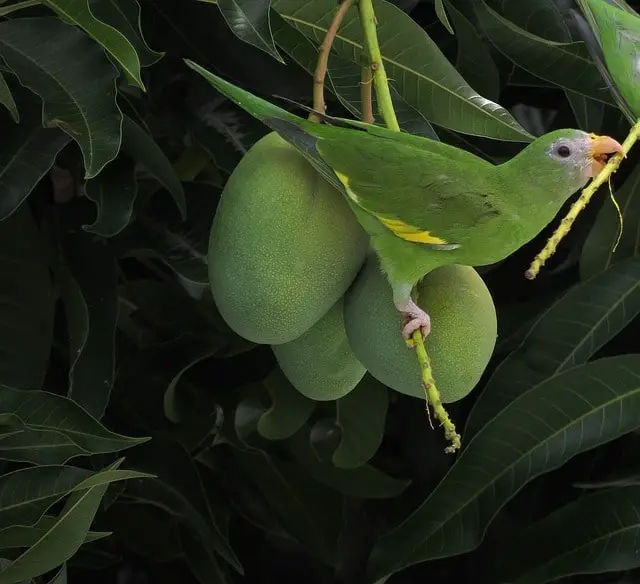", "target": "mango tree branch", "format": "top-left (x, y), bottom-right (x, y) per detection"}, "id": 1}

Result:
top-left (309, 0), bottom-right (355, 122)
top-left (357, 0), bottom-right (461, 453)
top-left (526, 118), bottom-right (640, 280)
top-left (361, 64), bottom-right (374, 124)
